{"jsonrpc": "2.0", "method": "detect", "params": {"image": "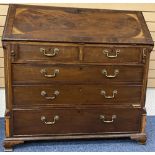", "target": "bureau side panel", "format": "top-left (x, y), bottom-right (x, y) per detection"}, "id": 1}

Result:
top-left (3, 42), bottom-right (13, 138)
top-left (141, 47), bottom-right (153, 107)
